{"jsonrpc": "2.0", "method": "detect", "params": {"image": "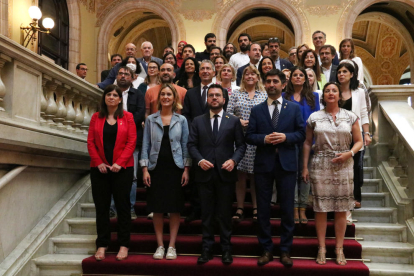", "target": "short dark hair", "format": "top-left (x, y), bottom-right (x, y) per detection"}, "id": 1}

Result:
top-left (117, 66), bottom-right (134, 76)
top-left (163, 46), bottom-right (174, 53)
top-left (207, 84), bottom-right (224, 96)
top-left (204, 33), bottom-right (216, 42)
top-left (76, 63), bottom-right (86, 69)
top-left (99, 84), bottom-right (124, 119)
top-left (224, 43), bottom-right (238, 53)
top-left (321, 82), bottom-right (343, 107)
top-left (111, 54), bottom-right (122, 62)
top-left (261, 43), bottom-right (268, 52)
top-left (312, 30), bottom-right (326, 38)
top-left (238, 33), bottom-right (251, 42)
top-left (163, 52), bottom-right (178, 69)
top-left (210, 46), bottom-right (222, 54)
top-left (264, 69), bottom-right (286, 84)
top-left (336, 62), bottom-right (359, 90)
top-left (319, 45), bottom-right (336, 56)
top-left (120, 57), bottom-right (142, 74)
top-left (268, 37), bottom-right (280, 46)
top-left (182, 44), bottom-right (195, 53)
top-left (247, 43), bottom-right (261, 51)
